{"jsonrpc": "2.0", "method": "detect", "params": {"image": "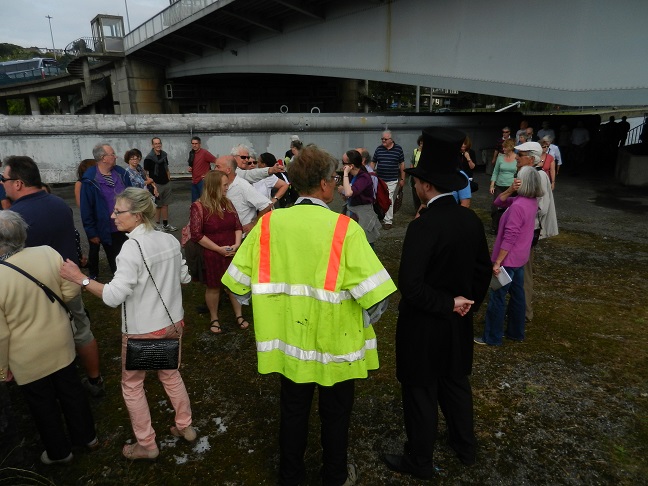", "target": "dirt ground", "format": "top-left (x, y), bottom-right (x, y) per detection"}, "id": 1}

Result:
top-left (1, 167), bottom-right (647, 485)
